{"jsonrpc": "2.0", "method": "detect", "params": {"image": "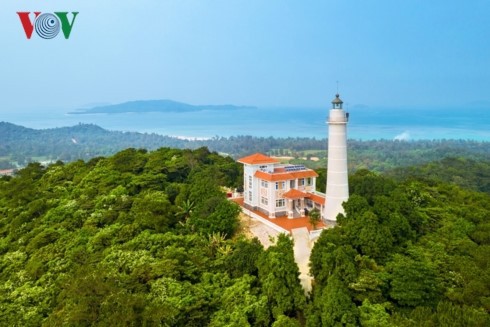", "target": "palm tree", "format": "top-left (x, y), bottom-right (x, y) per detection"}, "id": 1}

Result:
top-left (176, 199), bottom-right (195, 225)
top-left (309, 208), bottom-right (321, 230)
